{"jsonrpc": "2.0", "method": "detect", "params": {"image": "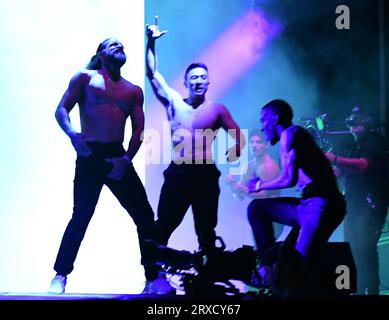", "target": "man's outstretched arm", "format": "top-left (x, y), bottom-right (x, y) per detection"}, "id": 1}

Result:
top-left (146, 16), bottom-right (172, 107)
